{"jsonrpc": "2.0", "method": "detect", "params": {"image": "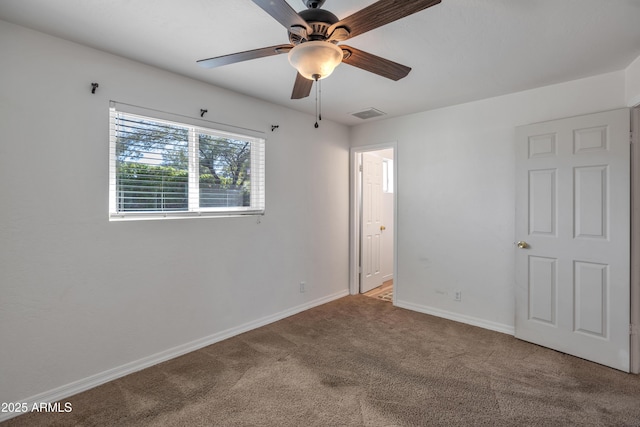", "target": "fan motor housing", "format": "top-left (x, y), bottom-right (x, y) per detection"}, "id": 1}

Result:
top-left (304, 0), bottom-right (326, 8)
top-left (289, 8), bottom-right (339, 44)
